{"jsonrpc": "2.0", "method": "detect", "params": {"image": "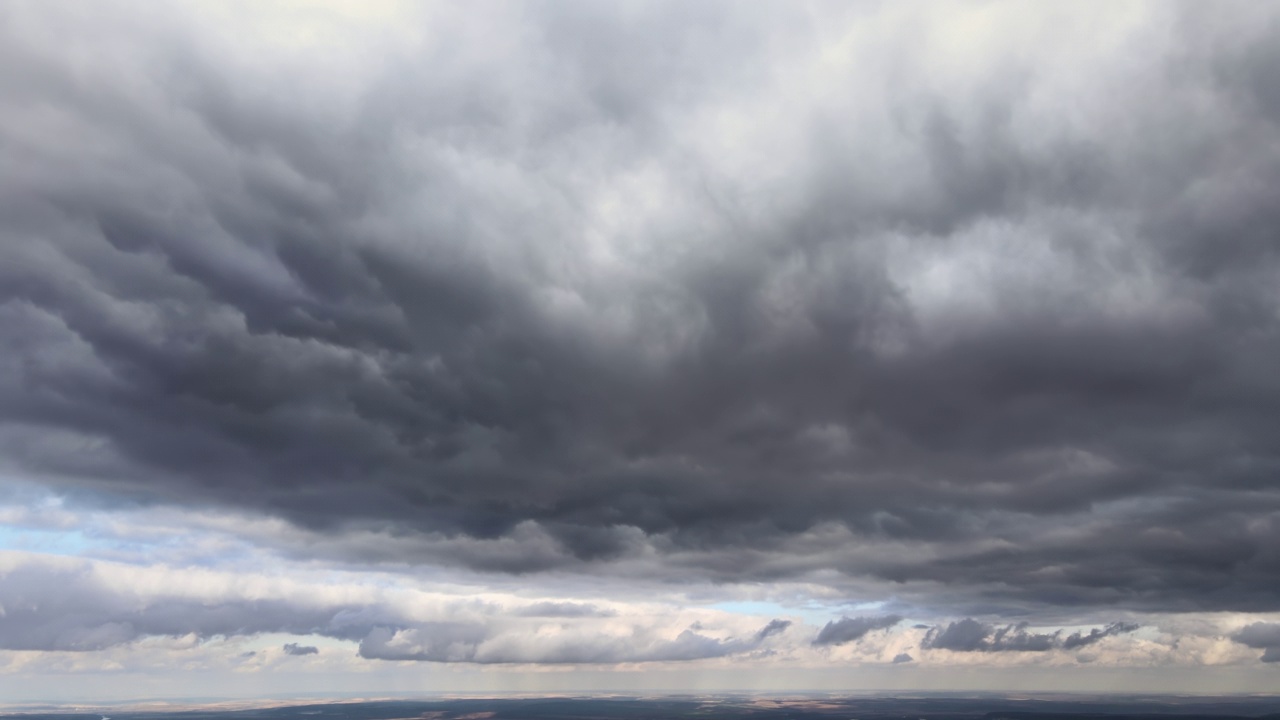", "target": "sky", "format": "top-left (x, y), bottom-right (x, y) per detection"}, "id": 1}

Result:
top-left (2, 0), bottom-right (1280, 702)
